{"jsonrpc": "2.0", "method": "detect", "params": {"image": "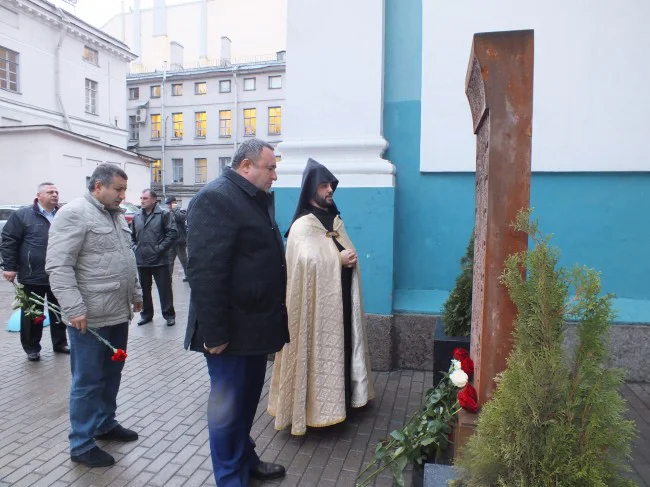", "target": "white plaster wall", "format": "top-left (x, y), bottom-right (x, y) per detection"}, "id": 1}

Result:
top-left (0, 130), bottom-right (149, 205)
top-left (0, 3), bottom-right (131, 147)
top-left (421, 0), bottom-right (650, 172)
